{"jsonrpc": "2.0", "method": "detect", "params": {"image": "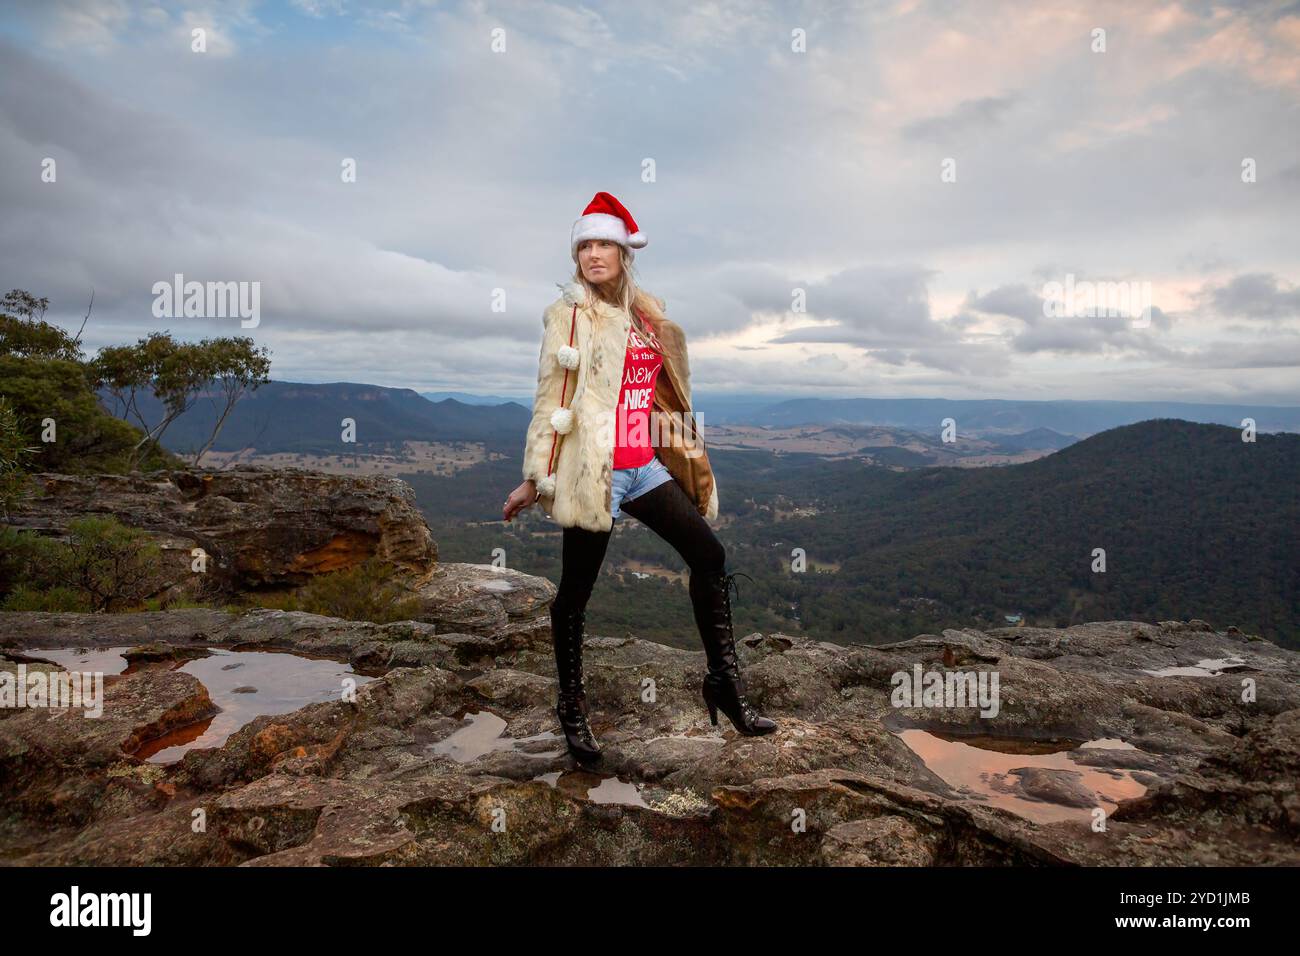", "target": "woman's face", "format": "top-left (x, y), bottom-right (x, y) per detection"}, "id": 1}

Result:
top-left (578, 239), bottom-right (622, 286)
